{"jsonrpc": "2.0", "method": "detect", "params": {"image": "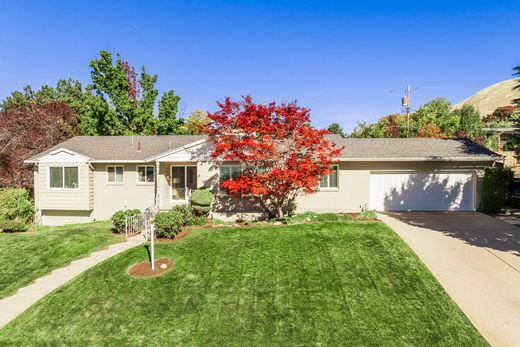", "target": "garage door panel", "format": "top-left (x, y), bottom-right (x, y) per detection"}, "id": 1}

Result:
top-left (370, 172), bottom-right (474, 211)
